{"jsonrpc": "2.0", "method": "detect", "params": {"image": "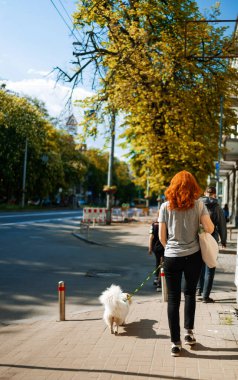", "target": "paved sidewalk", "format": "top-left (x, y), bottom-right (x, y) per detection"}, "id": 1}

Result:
top-left (0, 222), bottom-right (238, 380)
